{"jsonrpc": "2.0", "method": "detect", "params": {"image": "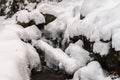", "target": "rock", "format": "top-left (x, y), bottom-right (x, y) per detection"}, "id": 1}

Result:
top-left (43, 14), bottom-right (56, 25)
